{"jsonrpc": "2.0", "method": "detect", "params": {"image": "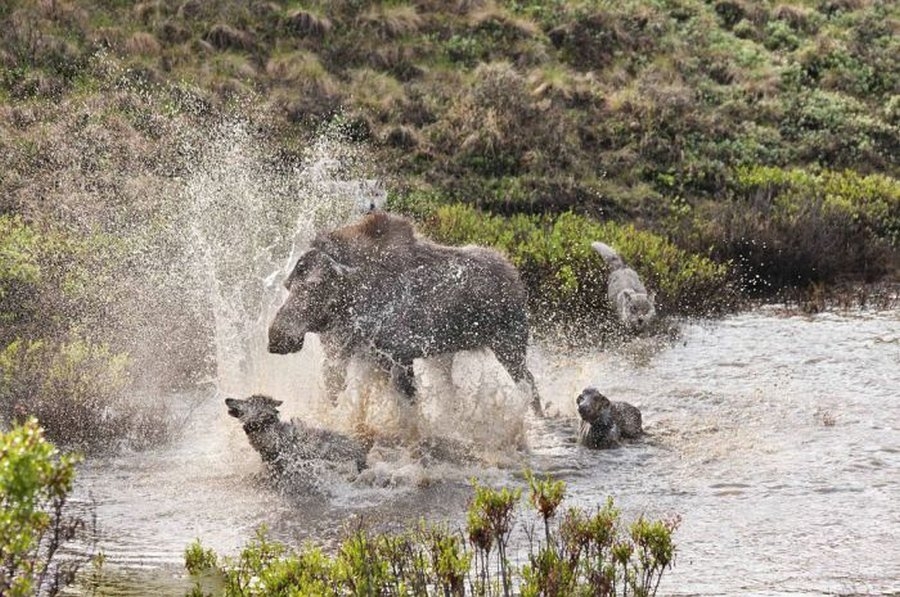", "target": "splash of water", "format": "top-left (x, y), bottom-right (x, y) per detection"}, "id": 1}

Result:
top-left (175, 119), bottom-right (378, 406)
top-left (178, 117), bottom-right (532, 471)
